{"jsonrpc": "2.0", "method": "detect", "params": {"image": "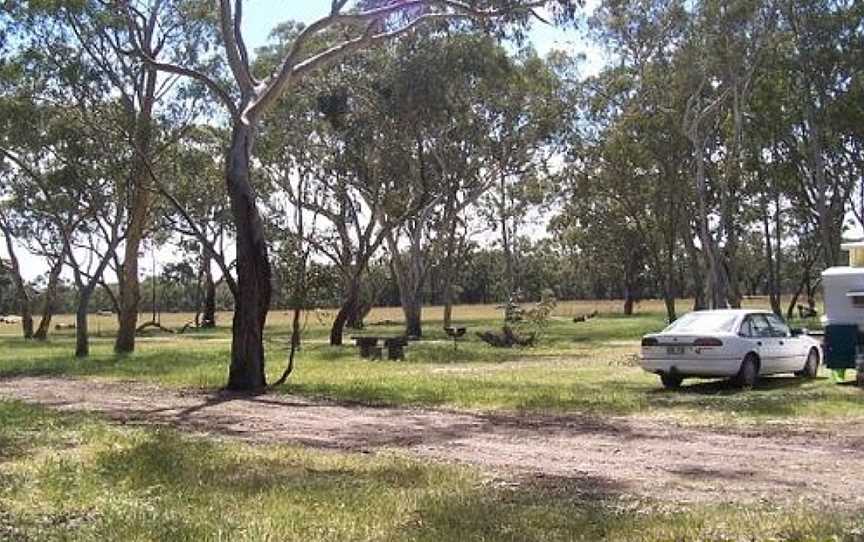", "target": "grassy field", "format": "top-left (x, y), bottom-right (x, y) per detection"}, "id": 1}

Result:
top-left (1, 399), bottom-right (862, 542)
top-left (2, 299), bottom-right (864, 540)
top-left (0, 298), bottom-right (858, 425)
